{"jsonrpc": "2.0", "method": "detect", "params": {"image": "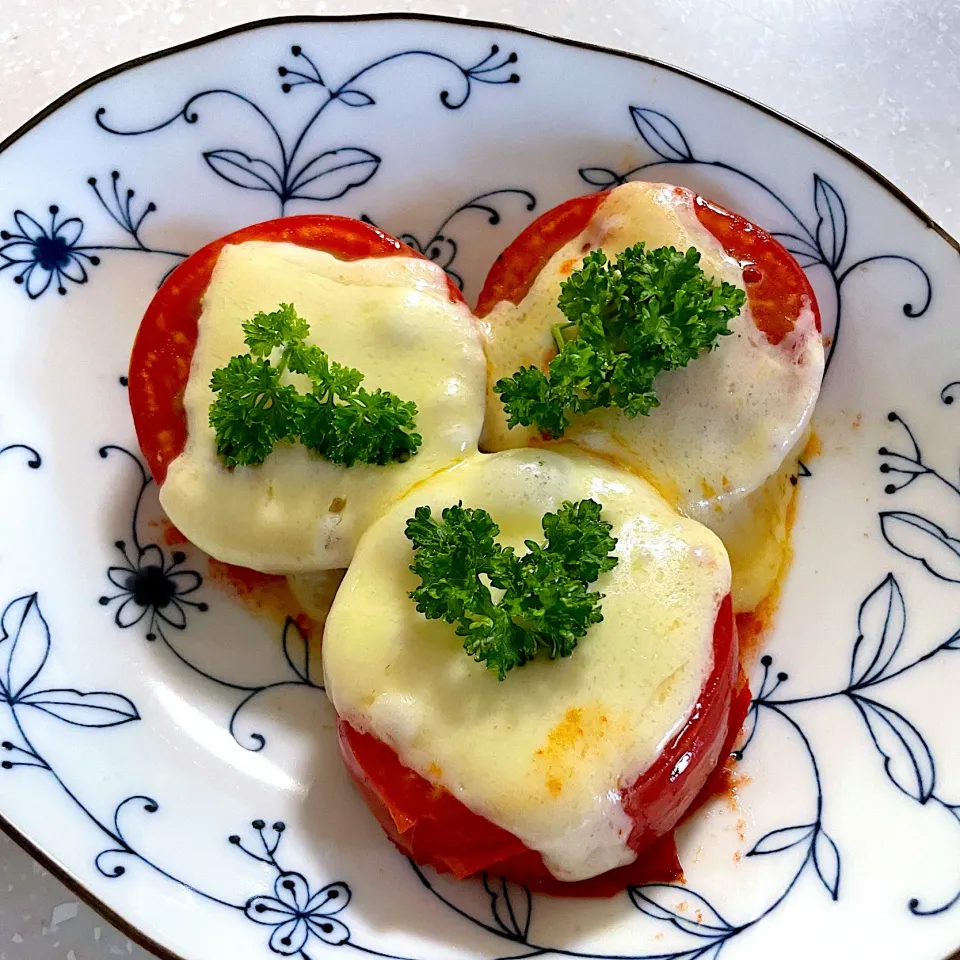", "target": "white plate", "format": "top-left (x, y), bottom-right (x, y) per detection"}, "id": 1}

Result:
top-left (1, 14), bottom-right (958, 960)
